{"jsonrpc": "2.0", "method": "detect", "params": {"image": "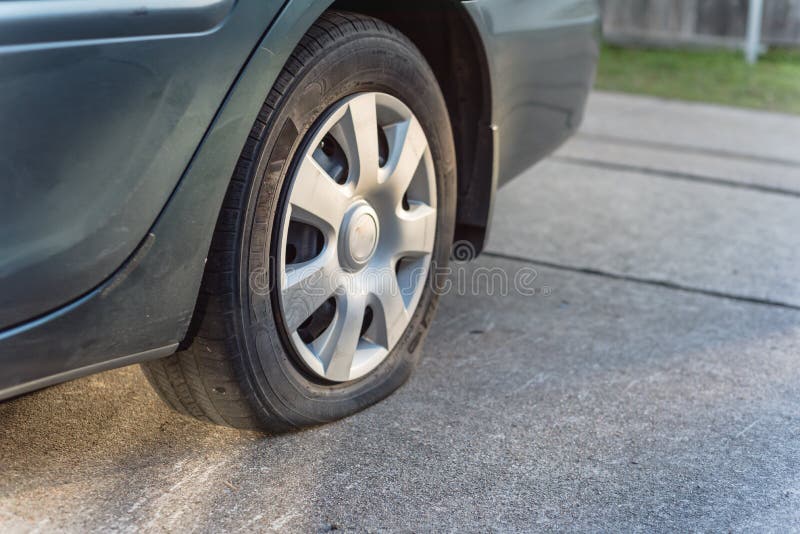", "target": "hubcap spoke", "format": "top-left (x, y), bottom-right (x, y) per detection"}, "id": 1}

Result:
top-left (395, 202), bottom-right (436, 257)
top-left (383, 117), bottom-right (428, 202)
top-left (289, 154), bottom-right (350, 230)
top-left (334, 93), bottom-right (380, 194)
top-left (323, 292), bottom-right (367, 381)
top-left (282, 252), bottom-right (341, 332)
top-left (370, 284), bottom-right (409, 349)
